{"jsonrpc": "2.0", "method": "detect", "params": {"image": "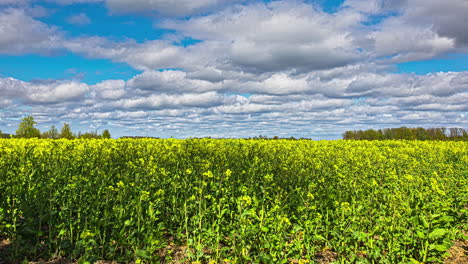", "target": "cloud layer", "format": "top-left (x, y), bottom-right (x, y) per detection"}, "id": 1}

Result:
top-left (0, 0), bottom-right (467, 138)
